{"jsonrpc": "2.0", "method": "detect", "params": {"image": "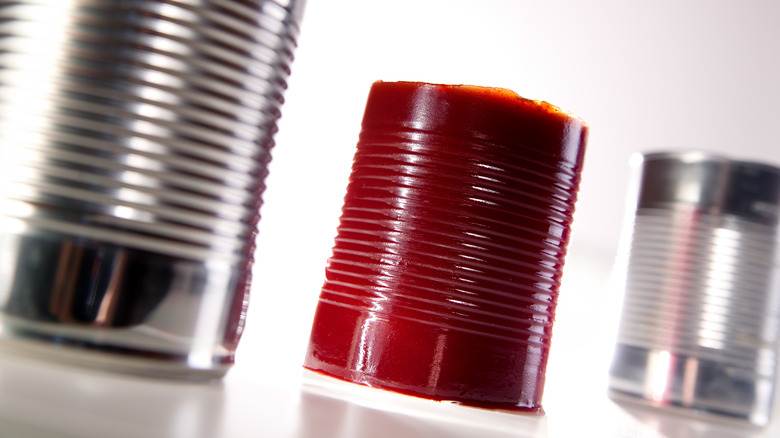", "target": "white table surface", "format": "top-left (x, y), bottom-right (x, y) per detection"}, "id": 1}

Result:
top-left (0, 351), bottom-right (775, 438)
